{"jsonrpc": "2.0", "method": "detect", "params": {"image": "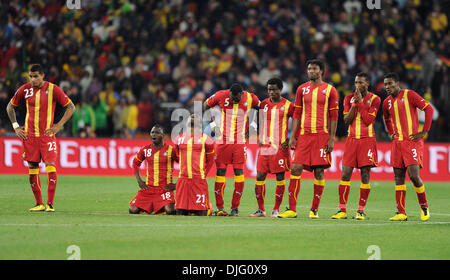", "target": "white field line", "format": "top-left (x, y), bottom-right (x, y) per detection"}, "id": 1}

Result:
top-left (1, 221), bottom-right (449, 228)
